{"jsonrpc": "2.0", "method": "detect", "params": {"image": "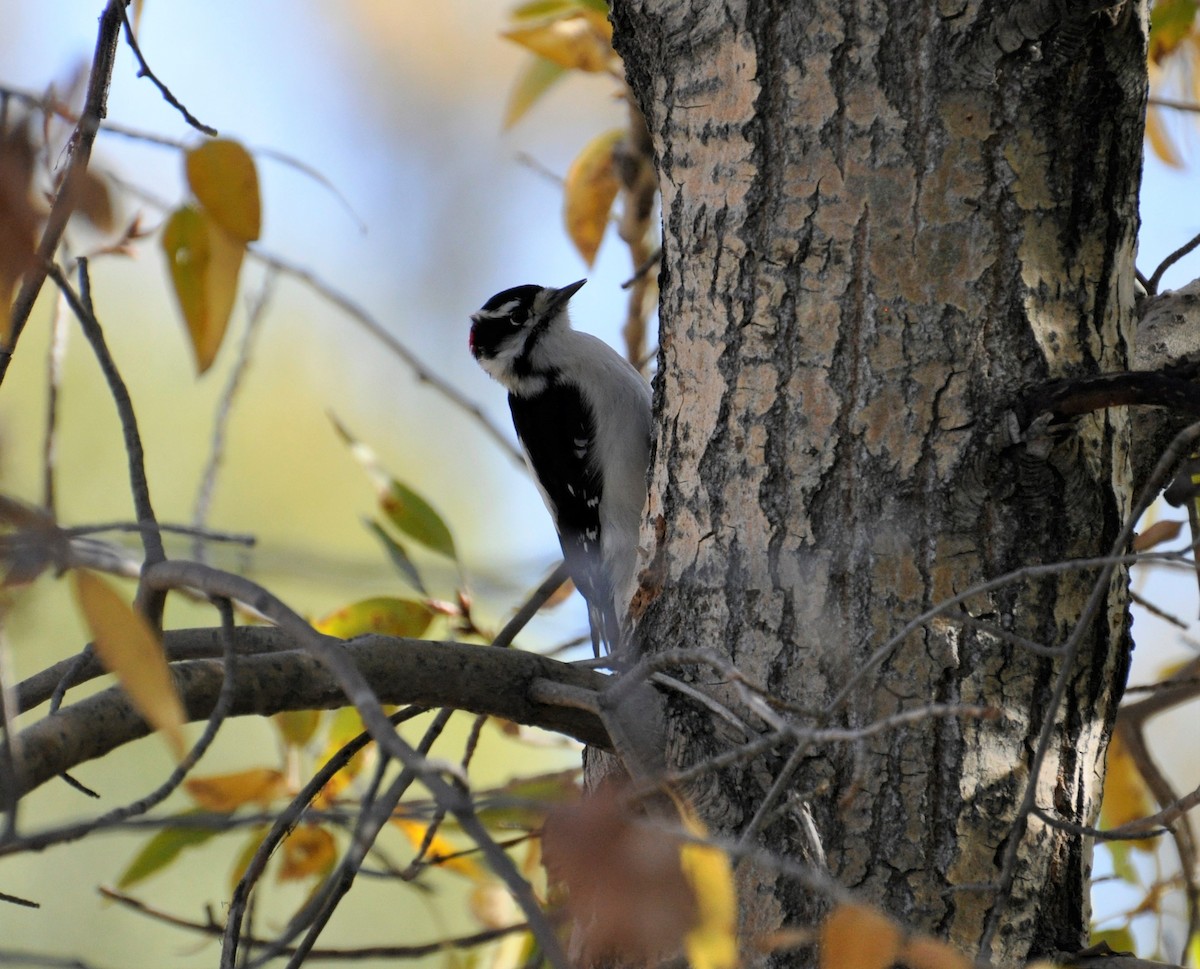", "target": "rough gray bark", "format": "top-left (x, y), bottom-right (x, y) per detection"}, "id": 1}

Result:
top-left (611, 0), bottom-right (1146, 964)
